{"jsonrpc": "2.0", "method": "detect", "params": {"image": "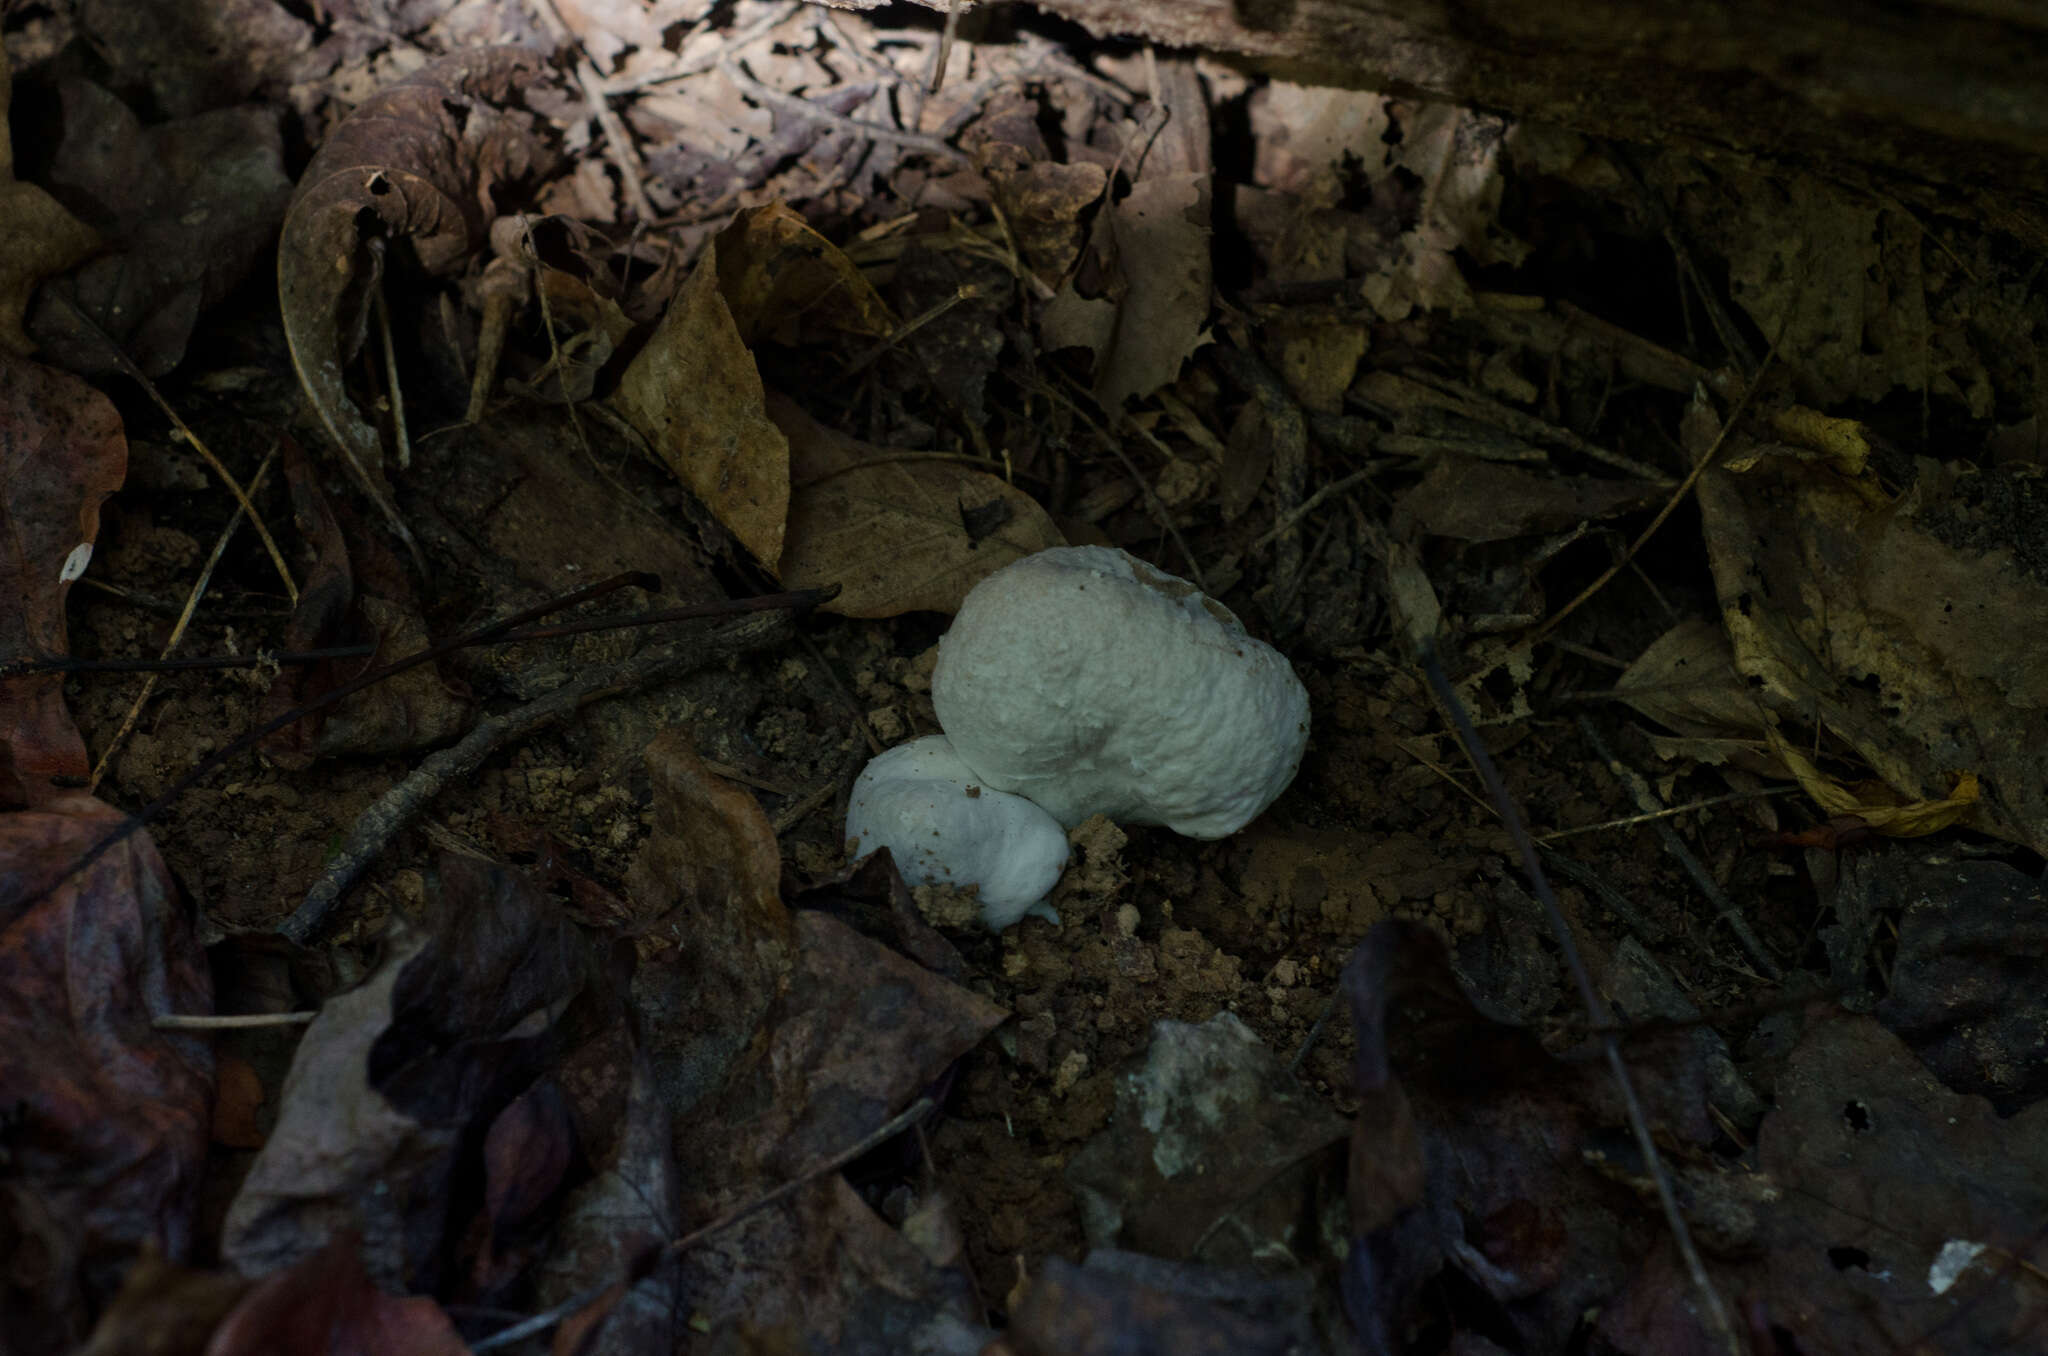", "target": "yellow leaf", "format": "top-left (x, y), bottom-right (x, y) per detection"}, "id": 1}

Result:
top-left (1767, 727), bottom-right (1979, 836)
